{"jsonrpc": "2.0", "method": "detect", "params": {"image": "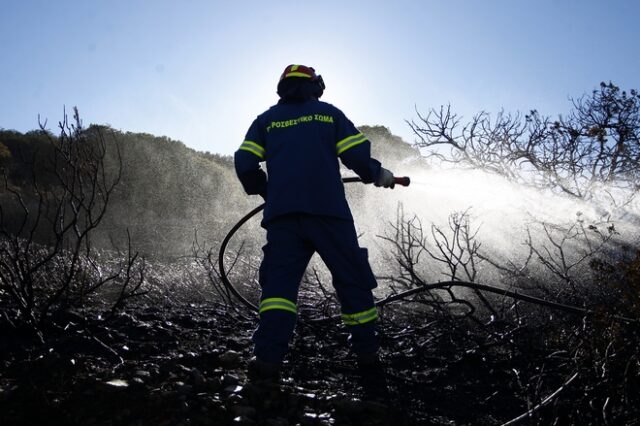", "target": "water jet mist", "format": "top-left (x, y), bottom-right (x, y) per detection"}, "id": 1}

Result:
top-left (352, 166), bottom-right (639, 292)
